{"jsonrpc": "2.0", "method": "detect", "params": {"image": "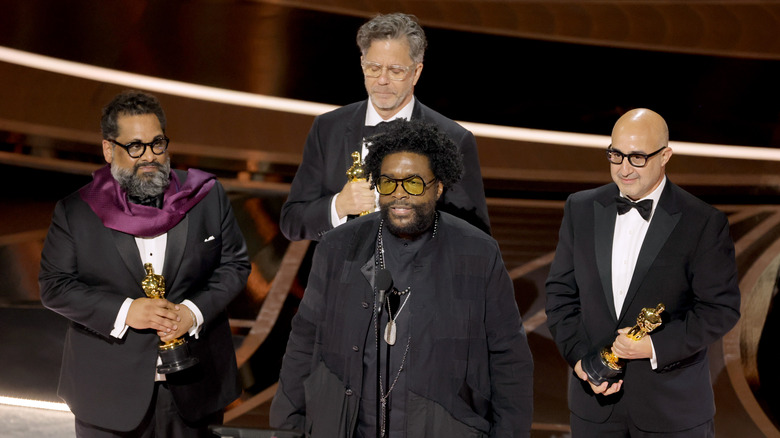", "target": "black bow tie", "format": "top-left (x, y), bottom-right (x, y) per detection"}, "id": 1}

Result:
top-left (615, 196), bottom-right (653, 221)
top-left (362, 121), bottom-right (390, 139)
top-left (128, 194), bottom-right (164, 209)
